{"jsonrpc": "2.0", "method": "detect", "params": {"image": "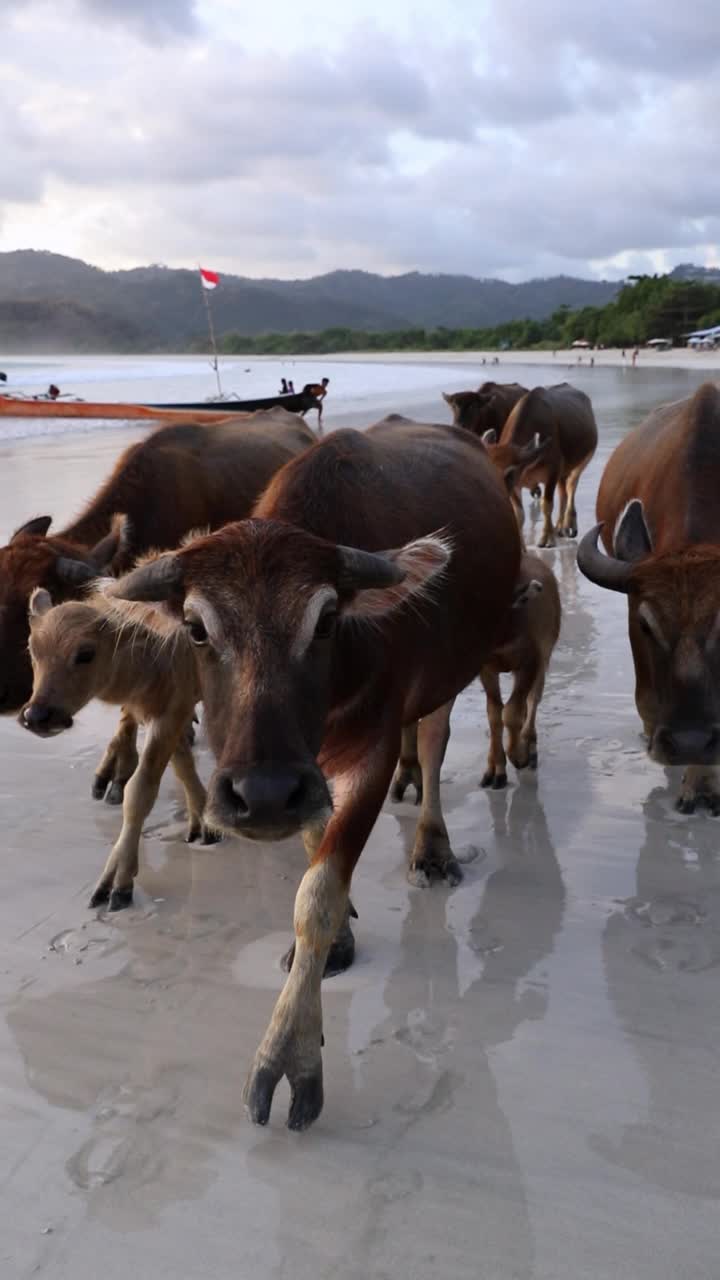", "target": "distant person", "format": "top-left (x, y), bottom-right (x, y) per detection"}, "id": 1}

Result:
top-left (279, 377), bottom-right (289, 394)
top-left (590, 356), bottom-right (595, 367)
top-left (287, 380), bottom-right (295, 394)
top-left (621, 349), bottom-right (626, 360)
top-left (632, 348), bottom-right (638, 368)
top-left (47, 384), bottom-right (60, 400)
top-left (0, 371), bottom-right (6, 383)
